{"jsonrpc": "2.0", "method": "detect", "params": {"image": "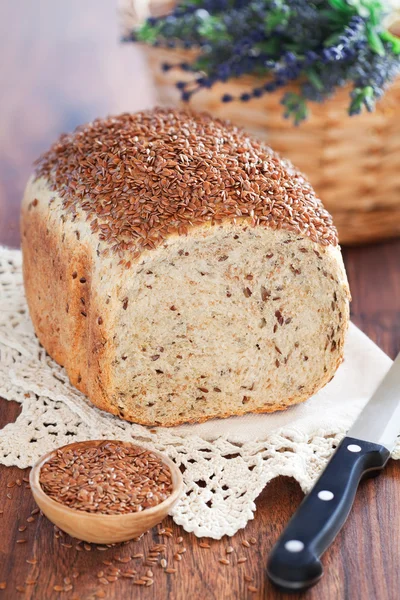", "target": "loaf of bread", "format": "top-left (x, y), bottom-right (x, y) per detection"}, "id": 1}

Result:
top-left (21, 108), bottom-right (350, 426)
